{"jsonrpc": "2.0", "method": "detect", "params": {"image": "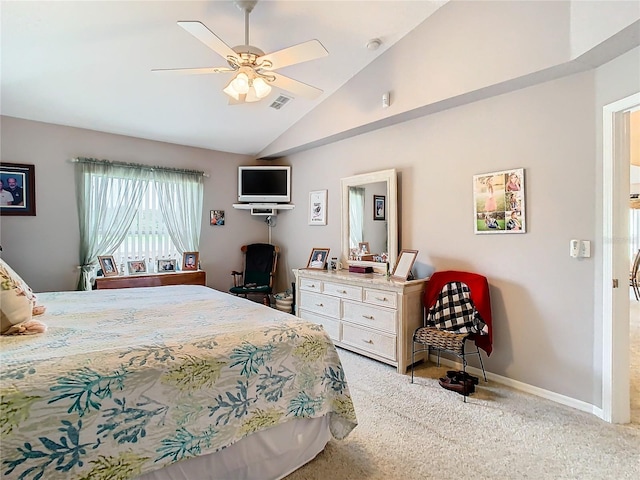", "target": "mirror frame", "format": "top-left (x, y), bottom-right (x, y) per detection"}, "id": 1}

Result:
top-left (341, 169), bottom-right (398, 274)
